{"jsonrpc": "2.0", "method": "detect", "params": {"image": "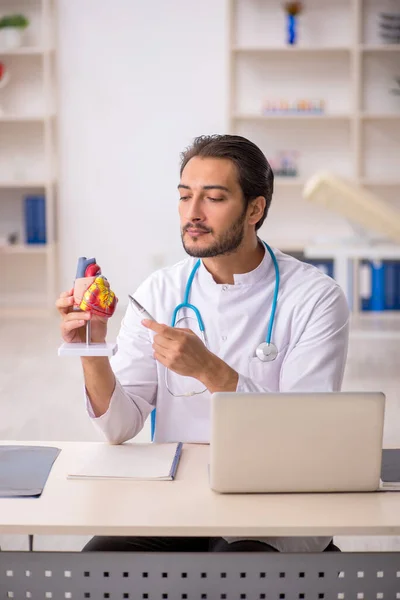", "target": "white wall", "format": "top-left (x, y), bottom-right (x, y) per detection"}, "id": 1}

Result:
top-left (57, 0), bottom-right (228, 301)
